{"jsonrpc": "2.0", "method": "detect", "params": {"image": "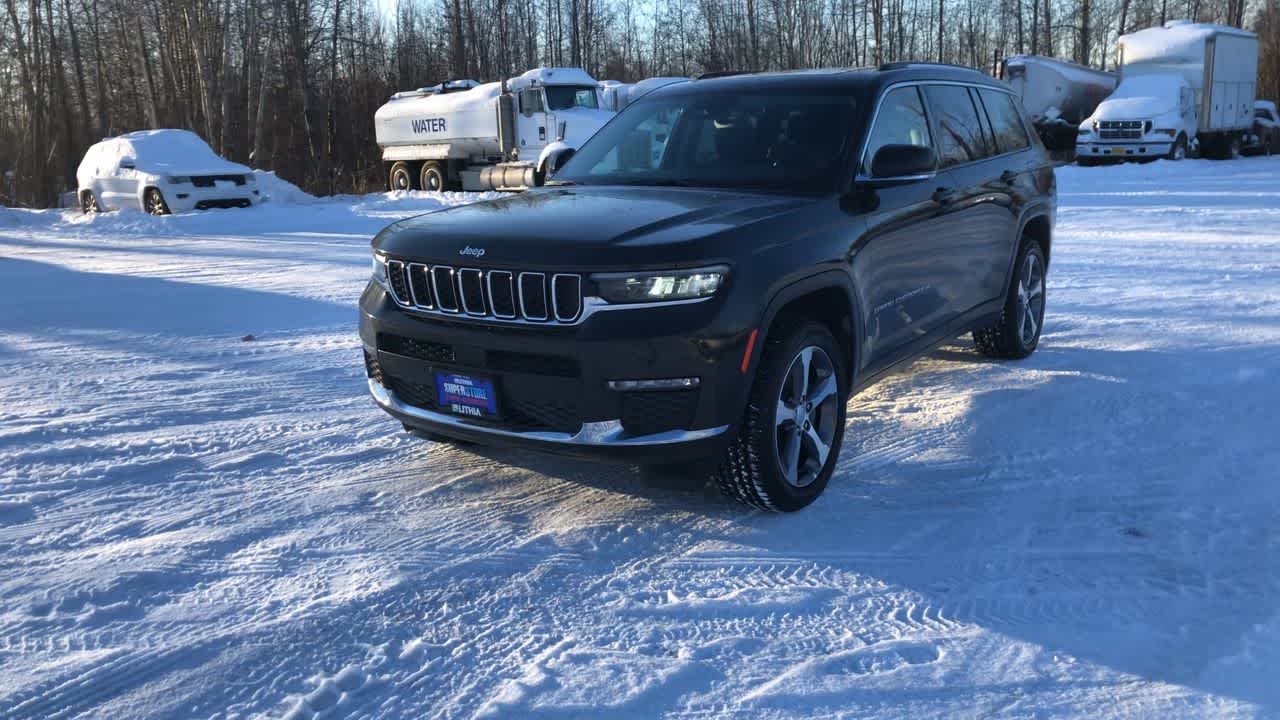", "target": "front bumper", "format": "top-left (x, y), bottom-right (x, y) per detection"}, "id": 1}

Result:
top-left (162, 184), bottom-right (262, 212)
top-left (1077, 140), bottom-right (1173, 159)
top-left (359, 283), bottom-right (751, 463)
